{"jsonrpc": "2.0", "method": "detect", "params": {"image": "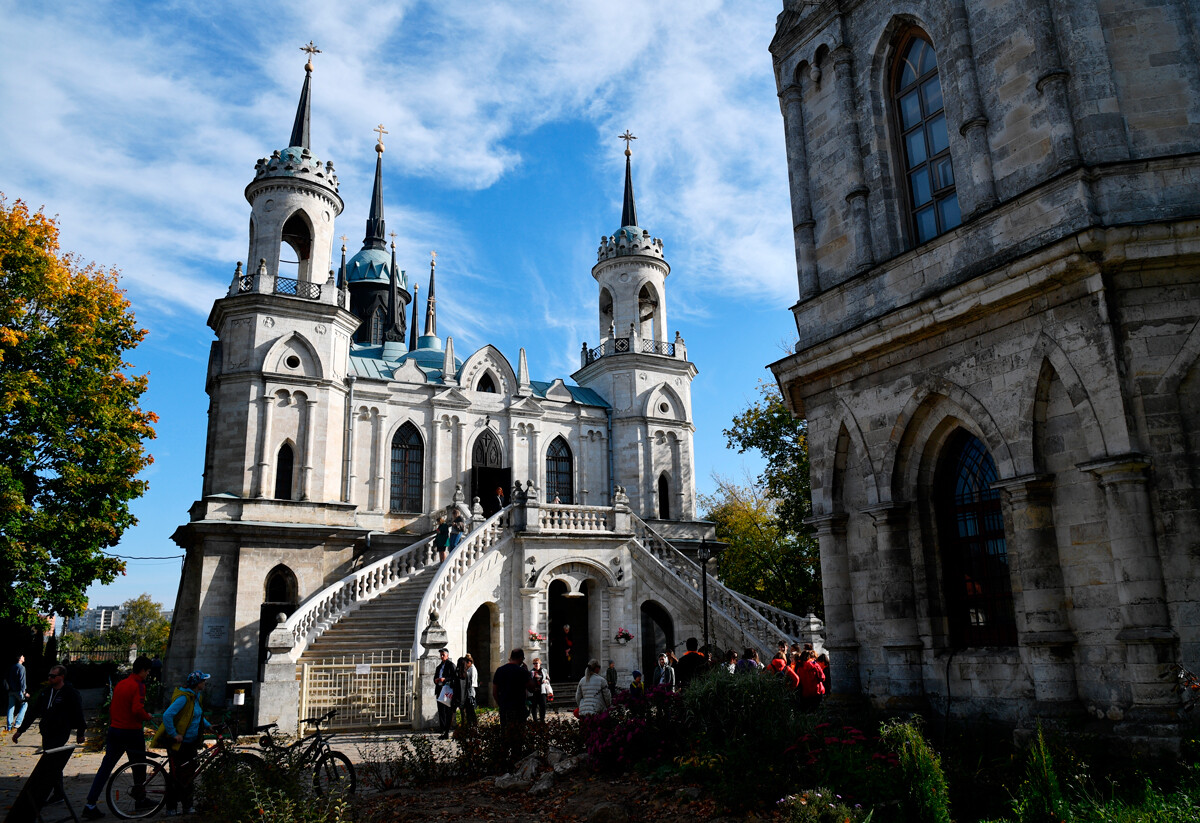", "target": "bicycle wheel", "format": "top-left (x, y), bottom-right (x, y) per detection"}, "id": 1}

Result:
top-left (312, 751), bottom-right (355, 796)
top-left (106, 758), bottom-right (168, 819)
